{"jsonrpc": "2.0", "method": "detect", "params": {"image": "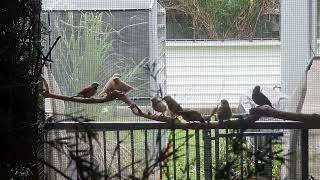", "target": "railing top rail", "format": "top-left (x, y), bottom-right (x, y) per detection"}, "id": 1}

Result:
top-left (44, 120), bottom-right (319, 131)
